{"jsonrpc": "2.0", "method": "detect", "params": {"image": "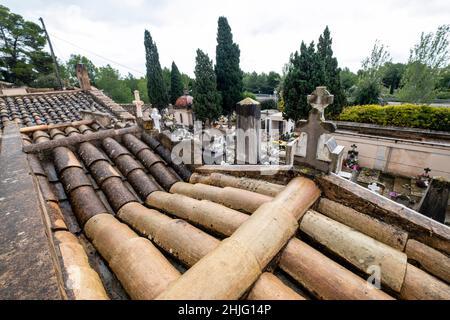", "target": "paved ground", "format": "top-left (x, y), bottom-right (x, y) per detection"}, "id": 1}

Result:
top-left (0, 123), bottom-right (61, 299)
